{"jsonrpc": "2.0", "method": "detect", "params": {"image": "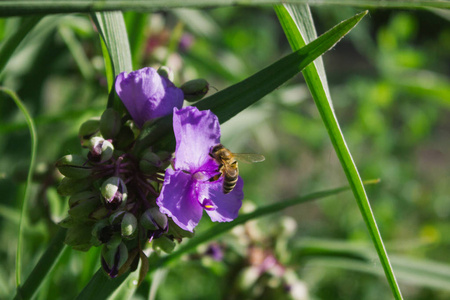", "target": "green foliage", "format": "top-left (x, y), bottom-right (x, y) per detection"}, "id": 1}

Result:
top-left (0, 3), bottom-right (449, 300)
